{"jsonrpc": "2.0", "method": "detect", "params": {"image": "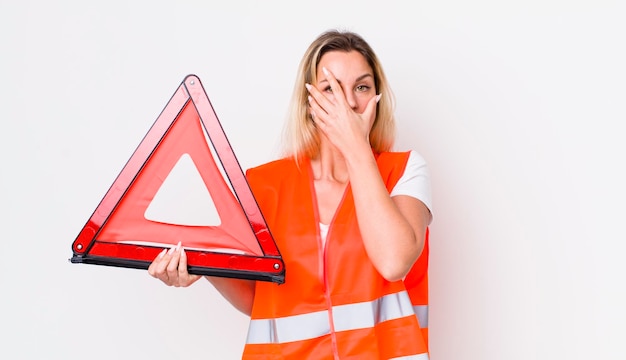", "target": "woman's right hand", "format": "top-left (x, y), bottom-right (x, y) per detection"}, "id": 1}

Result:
top-left (147, 242), bottom-right (201, 287)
